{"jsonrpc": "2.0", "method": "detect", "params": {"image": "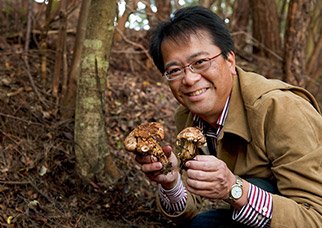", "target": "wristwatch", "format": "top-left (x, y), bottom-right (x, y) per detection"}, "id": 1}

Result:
top-left (228, 175), bottom-right (243, 202)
